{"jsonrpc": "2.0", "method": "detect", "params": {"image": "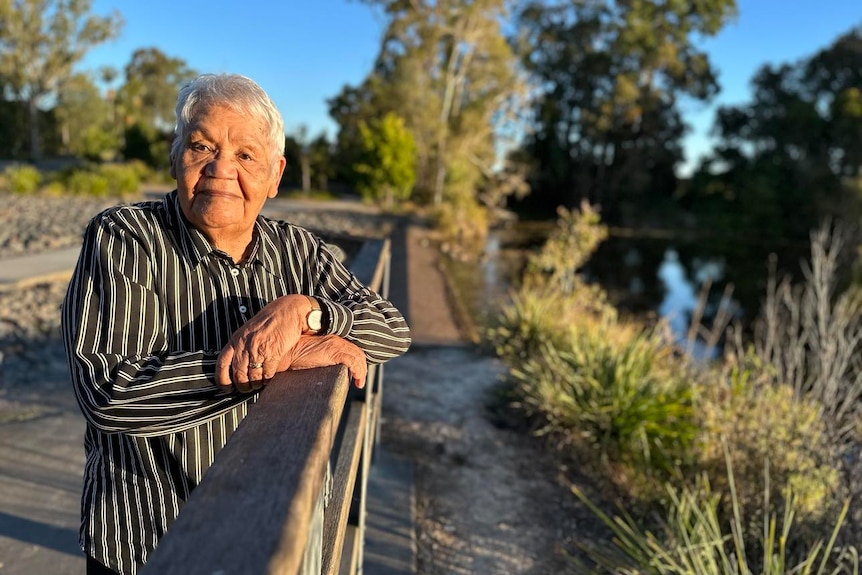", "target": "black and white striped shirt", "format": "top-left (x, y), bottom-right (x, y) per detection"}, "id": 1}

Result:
top-left (61, 191), bottom-right (411, 574)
